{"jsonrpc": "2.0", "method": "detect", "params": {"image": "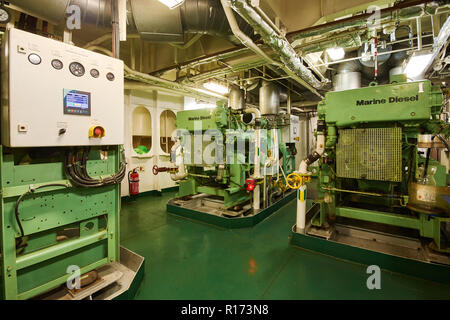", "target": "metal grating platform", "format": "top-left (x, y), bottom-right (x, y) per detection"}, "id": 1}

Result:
top-left (336, 127), bottom-right (402, 182)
